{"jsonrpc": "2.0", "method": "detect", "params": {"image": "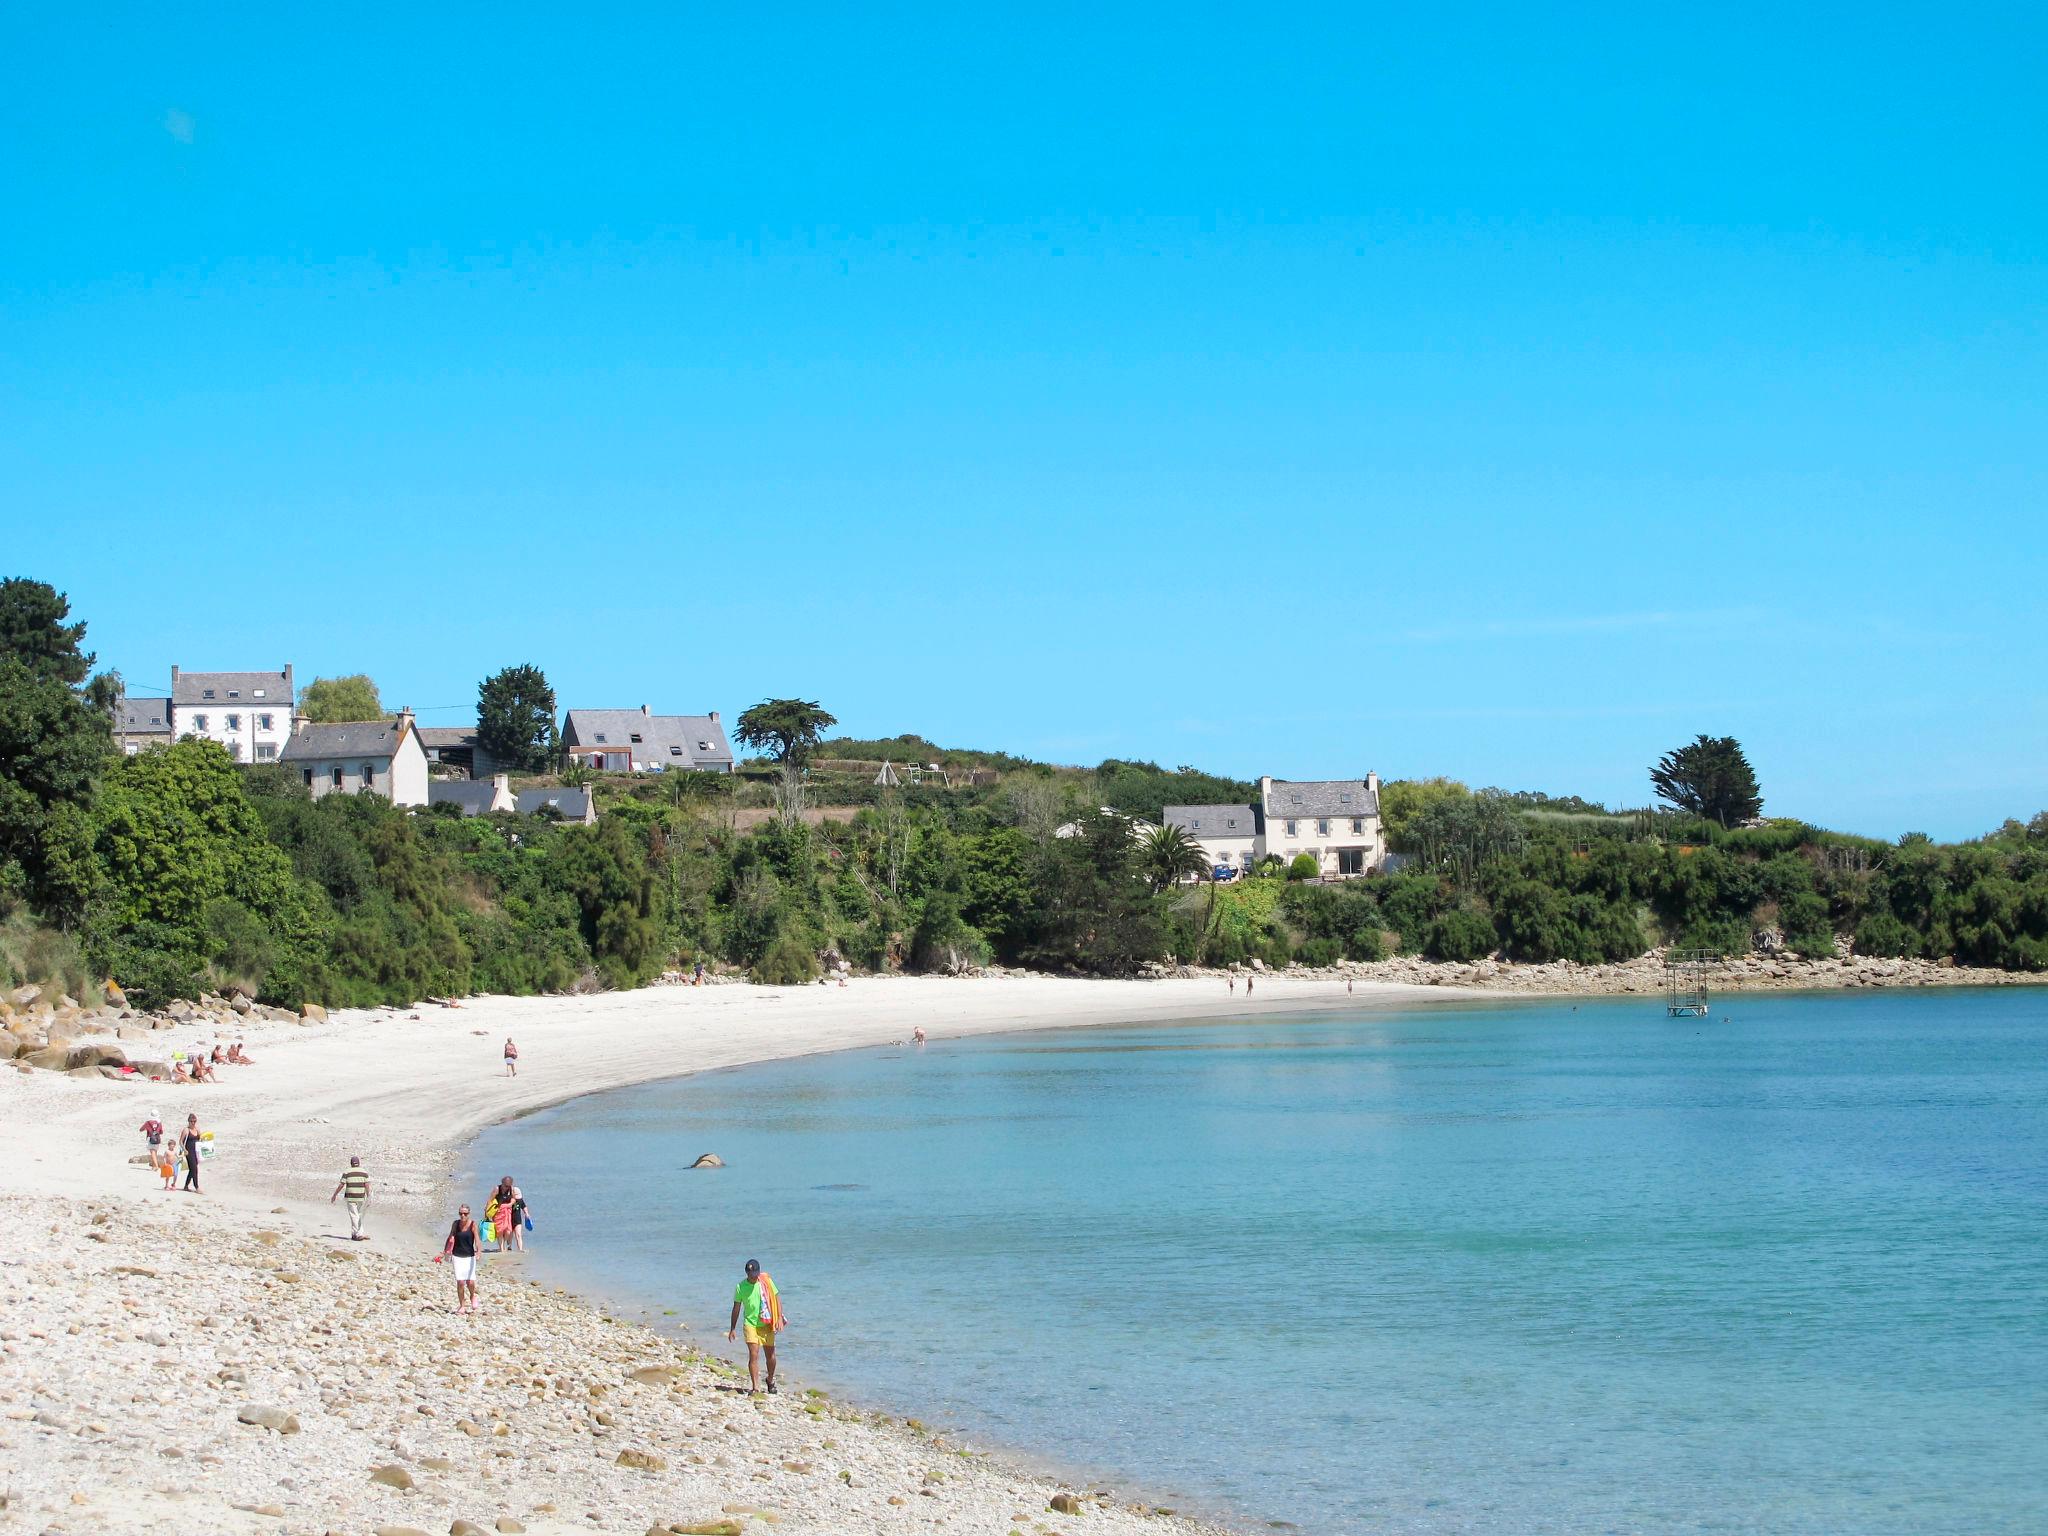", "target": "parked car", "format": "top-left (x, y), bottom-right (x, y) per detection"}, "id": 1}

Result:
top-left (1212, 864), bottom-right (1238, 882)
